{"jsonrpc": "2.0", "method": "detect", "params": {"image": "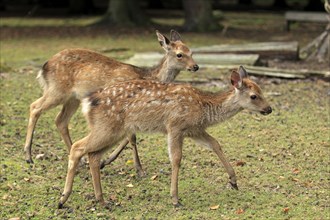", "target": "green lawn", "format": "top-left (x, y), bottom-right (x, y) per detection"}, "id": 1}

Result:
top-left (1, 13), bottom-right (329, 219)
